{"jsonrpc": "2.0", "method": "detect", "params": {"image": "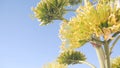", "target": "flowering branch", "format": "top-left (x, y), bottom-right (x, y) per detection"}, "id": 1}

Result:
top-left (108, 31), bottom-right (120, 44)
top-left (110, 34), bottom-right (120, 55)
top-left (32, 0), bottom-right (120, 68)
top-left (79, 61), bottom-right (96, 68)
